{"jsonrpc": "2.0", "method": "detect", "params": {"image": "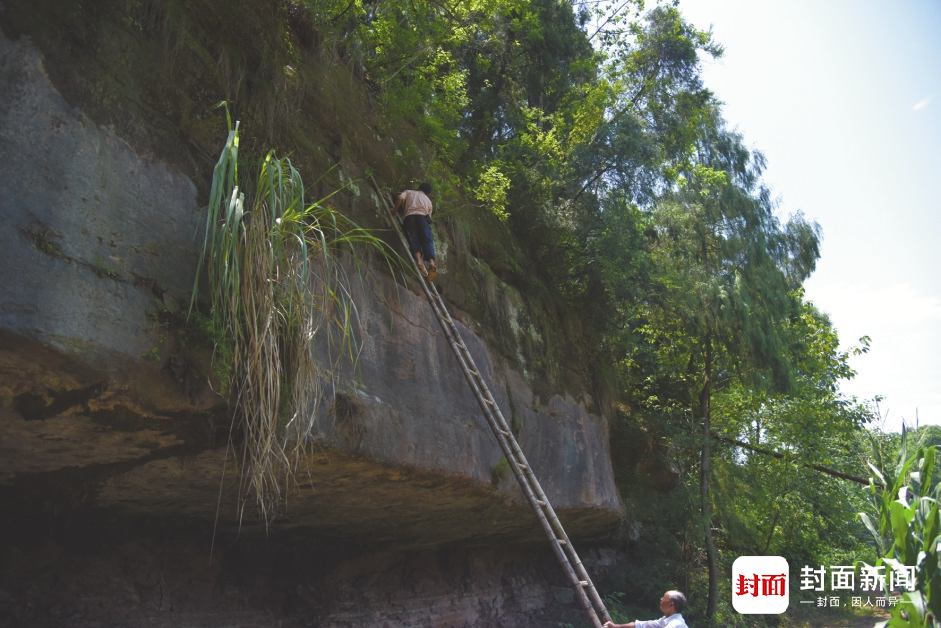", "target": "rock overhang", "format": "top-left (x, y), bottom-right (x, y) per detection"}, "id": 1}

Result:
top-left (0, 27), bottom-right (622, 551)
